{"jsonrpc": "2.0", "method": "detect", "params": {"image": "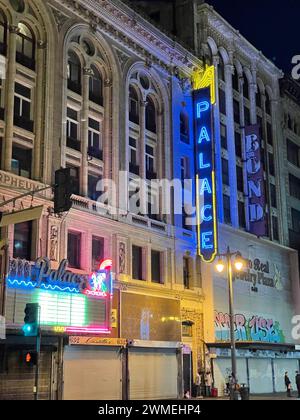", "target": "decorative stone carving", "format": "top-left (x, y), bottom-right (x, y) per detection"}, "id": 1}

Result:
top-left (113, 47), bottom-right (131, 71)
top-left (119, 242), bottom-right (126, 274)
top-left (50, 7), bottom-right (69, 32)
top-left (49, 225), bottom-right (59, 262)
